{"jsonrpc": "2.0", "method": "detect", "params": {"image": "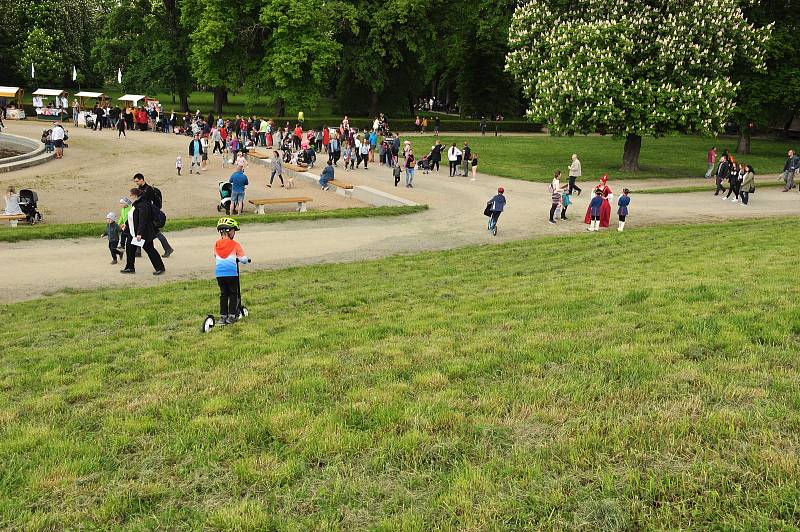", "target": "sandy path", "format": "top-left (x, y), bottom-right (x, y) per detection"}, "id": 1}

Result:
top-left (0, 121), bottom-right (365, 223)
top-left (1, 122), bottom-right (797, 304)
